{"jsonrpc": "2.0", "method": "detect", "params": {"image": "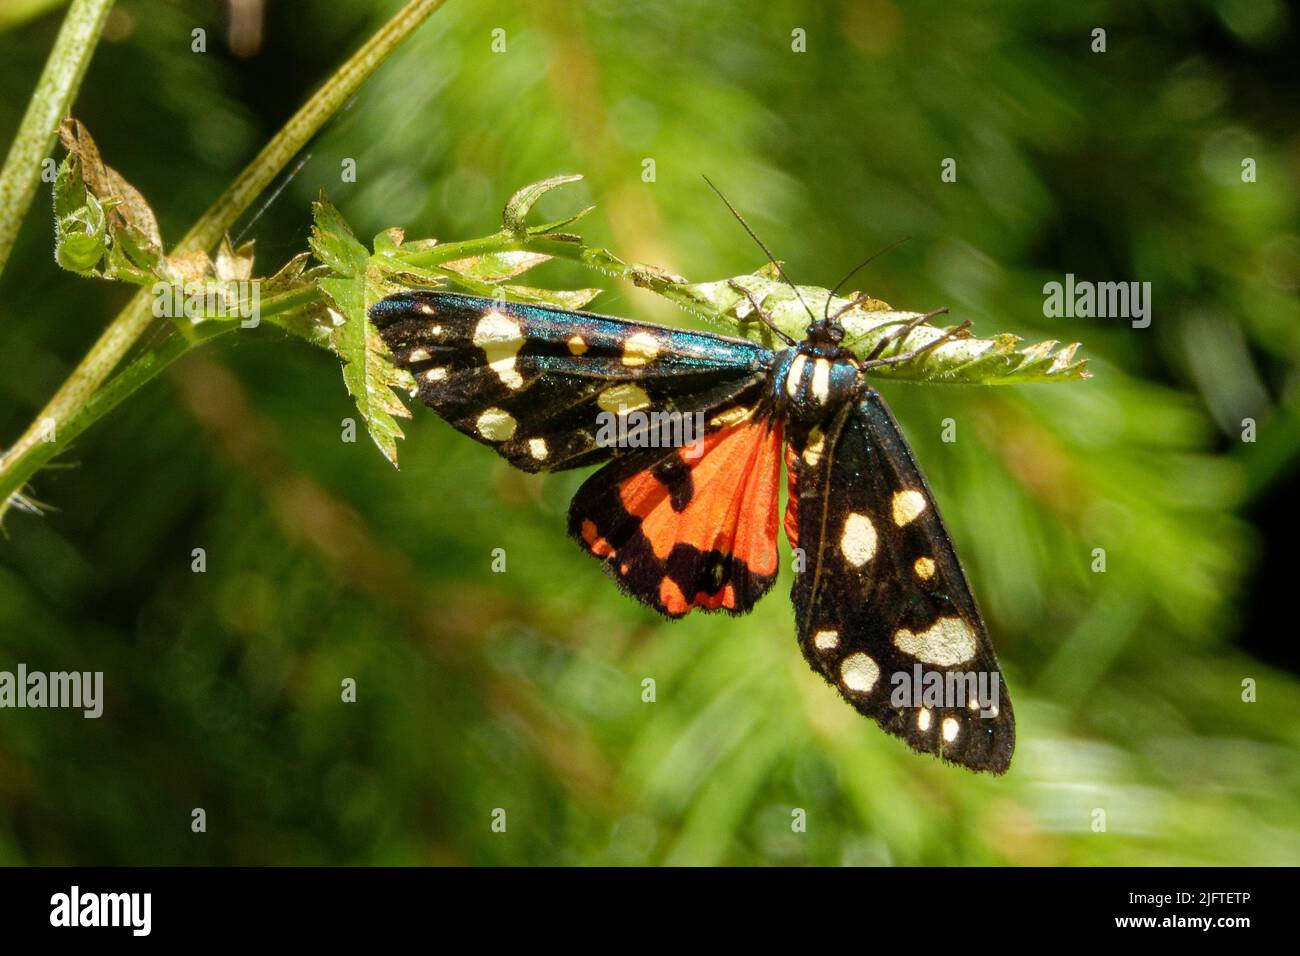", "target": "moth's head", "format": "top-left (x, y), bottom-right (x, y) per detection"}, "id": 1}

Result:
top-left (805, 319), bottom-right (846, 355)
